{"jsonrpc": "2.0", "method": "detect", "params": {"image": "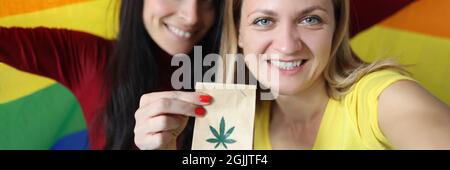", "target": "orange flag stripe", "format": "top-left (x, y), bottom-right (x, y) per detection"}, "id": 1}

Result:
top-left (0, 0), bottom-right (90, 18)
top-left (381, 0), bottom-right (450, 39)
